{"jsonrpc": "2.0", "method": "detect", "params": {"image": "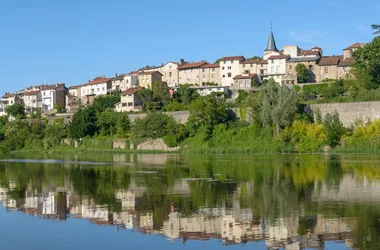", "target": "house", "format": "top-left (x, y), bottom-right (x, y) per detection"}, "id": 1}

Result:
top-left (232, 74), bottom-right (260, 90)
top-left (80, 76), bottom-right (112, 105)
top-left (173, 85), bottom-right (229, 97)
top-left (110, 74), bottom-right (139, 92)
top-left (286, 56), bottom-right (320, 83)
top-left (40, 84), bottom-right (66, 111)
top-left (0, 93), bottom-right (23, 115)
top-left (160, 62), bottom-right (181, 87)
top-left (337, 42), bottom-right (364, 79)
top-left (115, 87), bottom-right (144, 112)
top-left (200, 63), bottom-right (221, 86)
top-left (219, 56), bottom-right (245, 87)
top-left (240, 59), bottom-right (259, 75)
top-left (138, 71), bottom-right (163, 89)
top-left (317, 56), bottom-right (341, 82)
top-left (266, 55), bottom-right (289, 84)
top-left (178, 61), bottom-right (207, 85)
top-left (22, 91), bottom-right (42, 112)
